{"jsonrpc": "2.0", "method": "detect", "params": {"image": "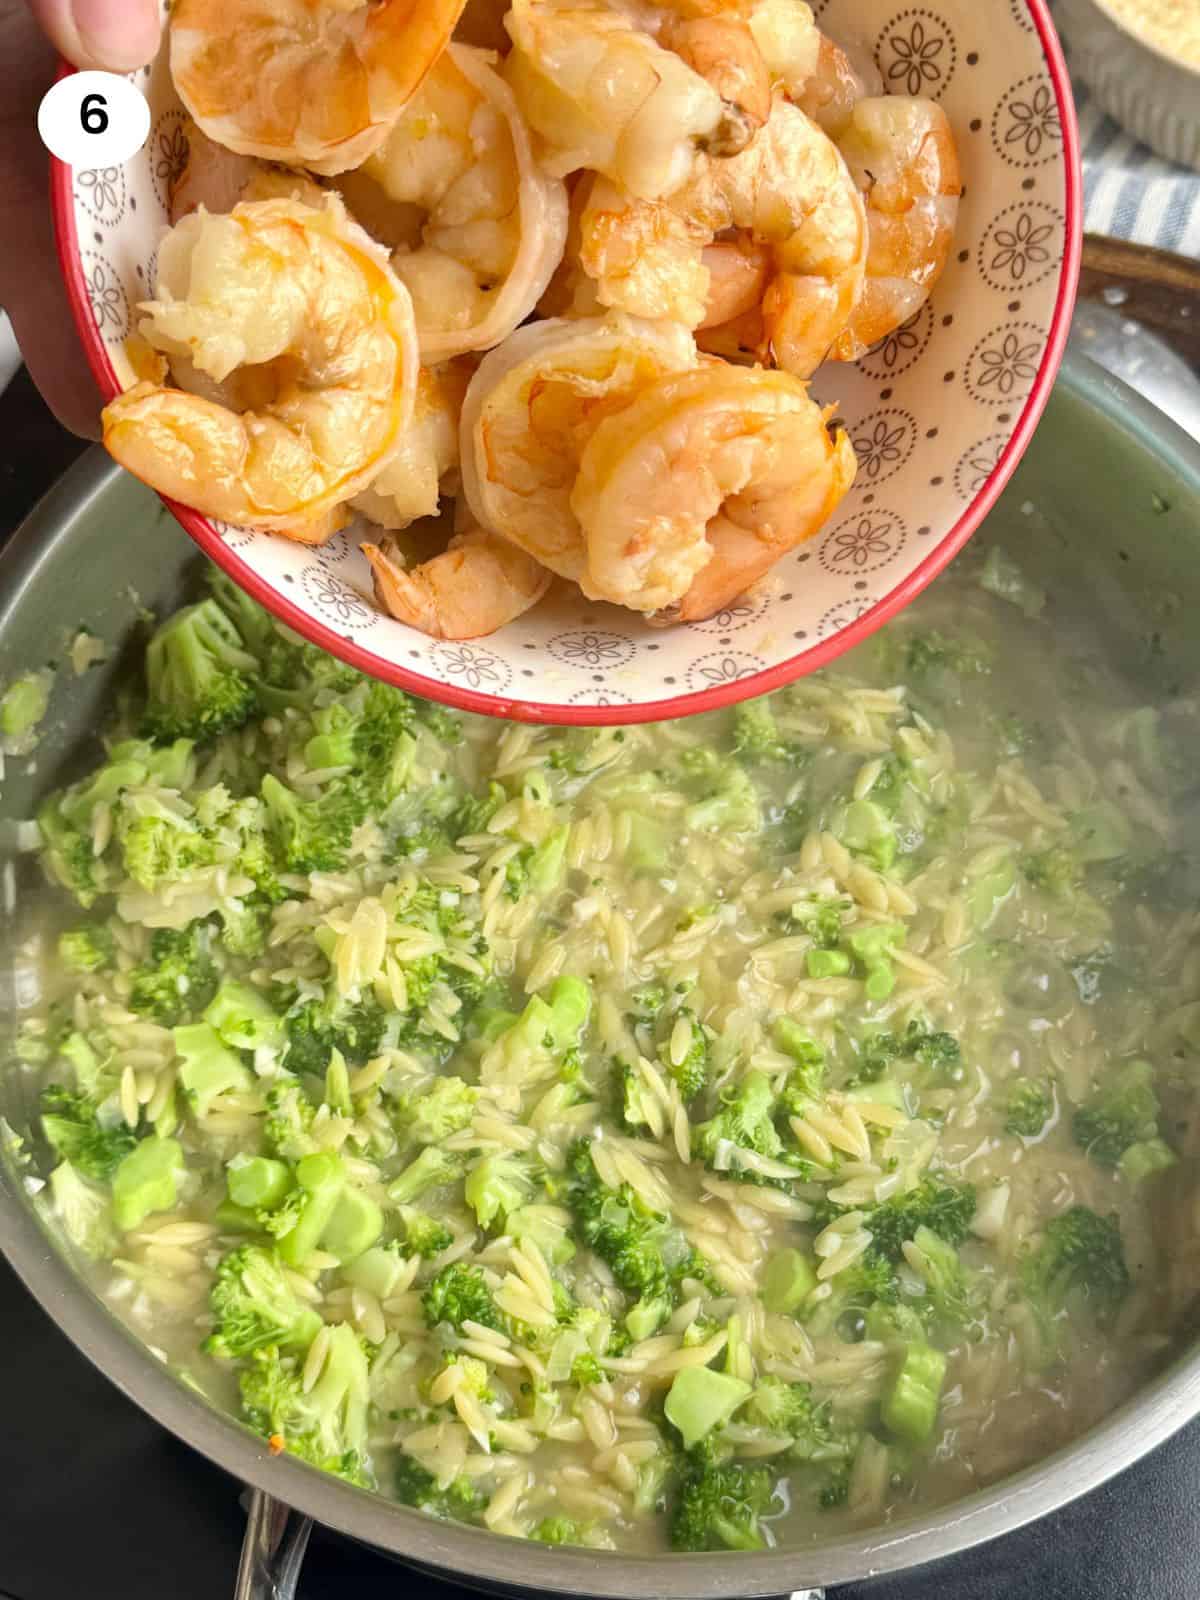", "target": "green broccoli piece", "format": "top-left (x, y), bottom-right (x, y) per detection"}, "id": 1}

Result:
top-left (465, 1153), bottom-right (539, 1232)
top-left (283, 994), bottom-right (388, 1075)
top-left (1005, 1079), bottom-right (1054, 1139)
top-left (40, 1085), bottom-right (138, 1182)
top-left (204, 1246), bottom-right (323, 1359)
top-left (37, 743), bottom-right (169, 906)
top-left (532, 1517), bottom-right (584, 1546)
top-left (47, 1161), bottom-right (117, 1259)
top-left (904, 630), bottom-right (991, 694)
top-left (386, 1146), bottom-right (464, 1207)
top-left (862, 1177), bottom-right (977, 1260)
top-left (881, 1339), bottom-right (947, 1444)
top-left (1073, 1060), bottom-right (1162, 1168)
top-left (128, 924), bottom-right (220, 1026)
top-left (695, 1070), bottom-right (783, 1170)
top-left (685, 763), bottom-right (761, 834)
top-left (775, 1020), bottom-right (825, 1103)
top-left (422, 1262), bottom-right (503, 1333)
top-left (909, 1225), bottom-right (978, 1328)
top-left (57, 923), bottom-right (115, 974)
top-left (742, 1377), bottom-right (857, 1464)
top-left (111, 1136), bottom-right (184, 1230)
top-left (394, 1076), bottom-right (477, 1145)
top-left (658, 1010), bottom-right (710, 1102)
top-left (1022, 845), bottom-right (1083, 898)
top-left (238, 1326), bottom-right (372, 1486)
top-left (1020, 1205), bottom-right (1131, 1353)
top-left (260, 773), bottom-right (365, 875)
top-left (732, 700), bottom-right (797, 764)
top-left (398, 1208), bottom-right (453, 1259)
top-left (173, 1021), bottom-right (254, 1116)
top-left (204, 981), bottom-right (285, 1054)
top-left (262, 1078), bottom-right (318, 1162)
top-left (142, 599), bottom-right (258, 742)
top-left (0, 669), bottom-right (51, 743)
top-left (671, 1458), bottom-right (781, 1552)
top-left (393, 1453), bottom-right (483, 1522)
